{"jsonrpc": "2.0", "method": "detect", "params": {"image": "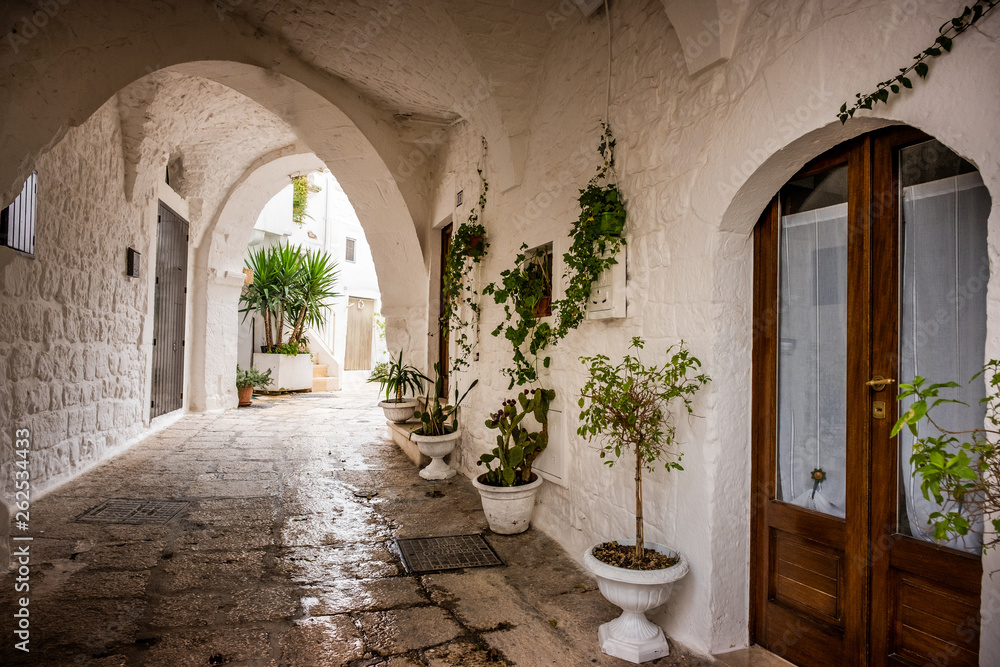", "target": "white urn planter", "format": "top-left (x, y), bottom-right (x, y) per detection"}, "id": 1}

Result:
top-left (582, 541), bottom-right (689, 664)
top-left (410, 430), bottom-right (461, 480)
top-left (473, 473), bottom-right (543, 534)
top-left (378, 399), bottom-right (418, 423)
